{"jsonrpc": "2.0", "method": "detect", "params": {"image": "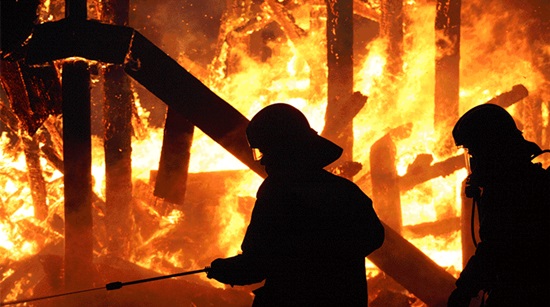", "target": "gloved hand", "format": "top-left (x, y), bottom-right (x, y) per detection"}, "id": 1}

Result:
top-left (207, 258), bottom-right (235, 286)
top-left (447, 287), bottom-right (473, 307)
